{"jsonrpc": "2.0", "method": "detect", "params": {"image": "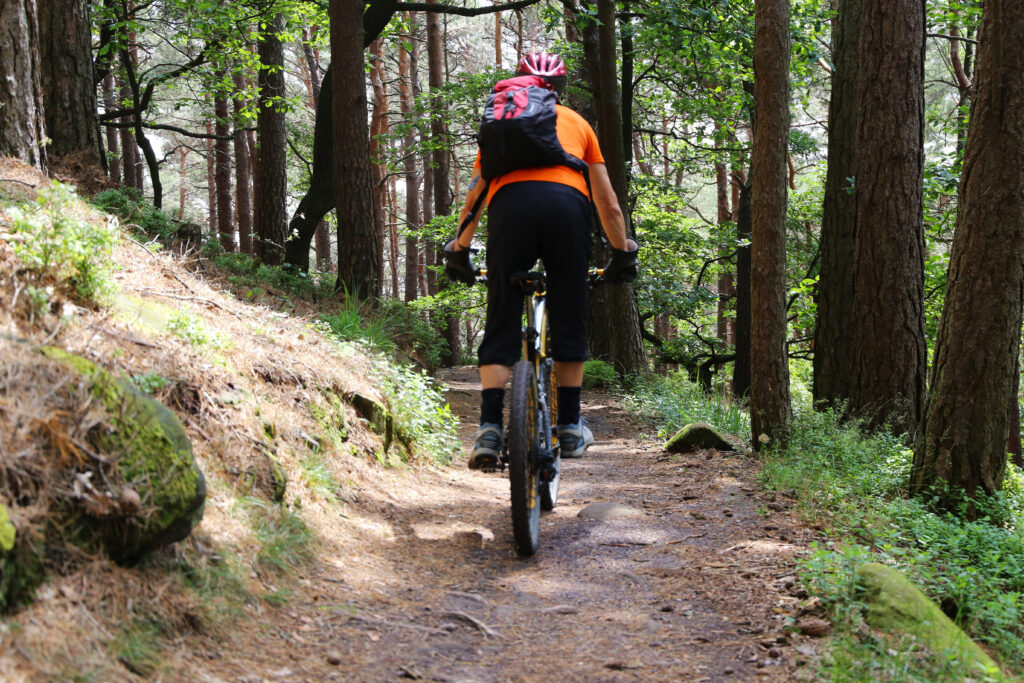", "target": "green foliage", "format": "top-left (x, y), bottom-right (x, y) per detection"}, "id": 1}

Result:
top-left (379, 363), bottom-right (460, 465)
top-left (764, 409), bottom-right (1024, 675)
top-left (129, 372), bottom-right (171, 395)
top-left (7, 183), bottom-right (119, 306)
top-left (213, 252), bottom-right (336, 302)
top-left (92, 187), bottom-right (176, 240)
top-left (166, 310), bottom-right (228, 349)
top-left (582, 359), bottom-right (618, 390)
top-left (379, 298), bottom-right (449, 370)
top-left (620, 369), bottom-right (749, 439)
